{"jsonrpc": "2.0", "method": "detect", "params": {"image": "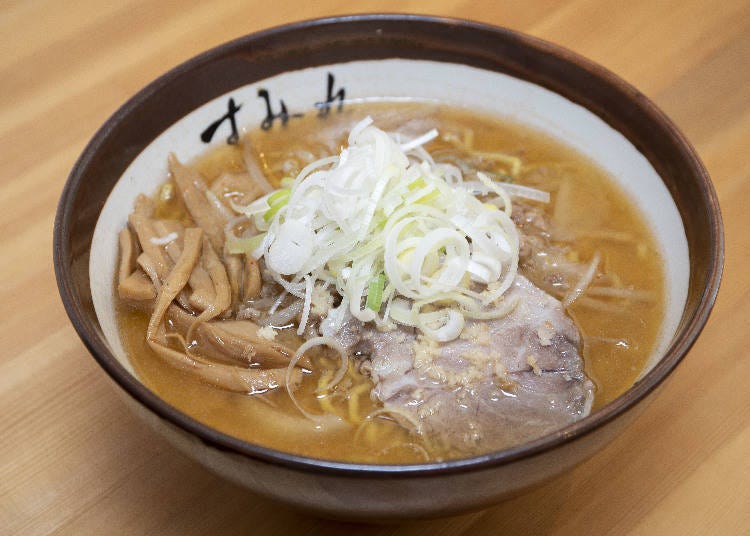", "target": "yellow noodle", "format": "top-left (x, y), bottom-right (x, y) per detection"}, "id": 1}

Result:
top-left (347, 382), bottom-right (373, 423)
